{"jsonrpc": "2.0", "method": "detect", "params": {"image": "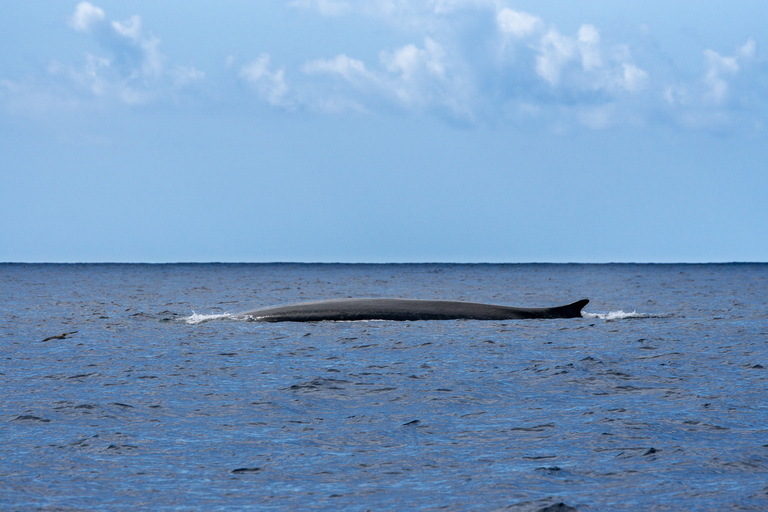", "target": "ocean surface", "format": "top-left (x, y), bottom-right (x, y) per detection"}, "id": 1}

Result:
top-left (1, 263), bottom-right (767, 511)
